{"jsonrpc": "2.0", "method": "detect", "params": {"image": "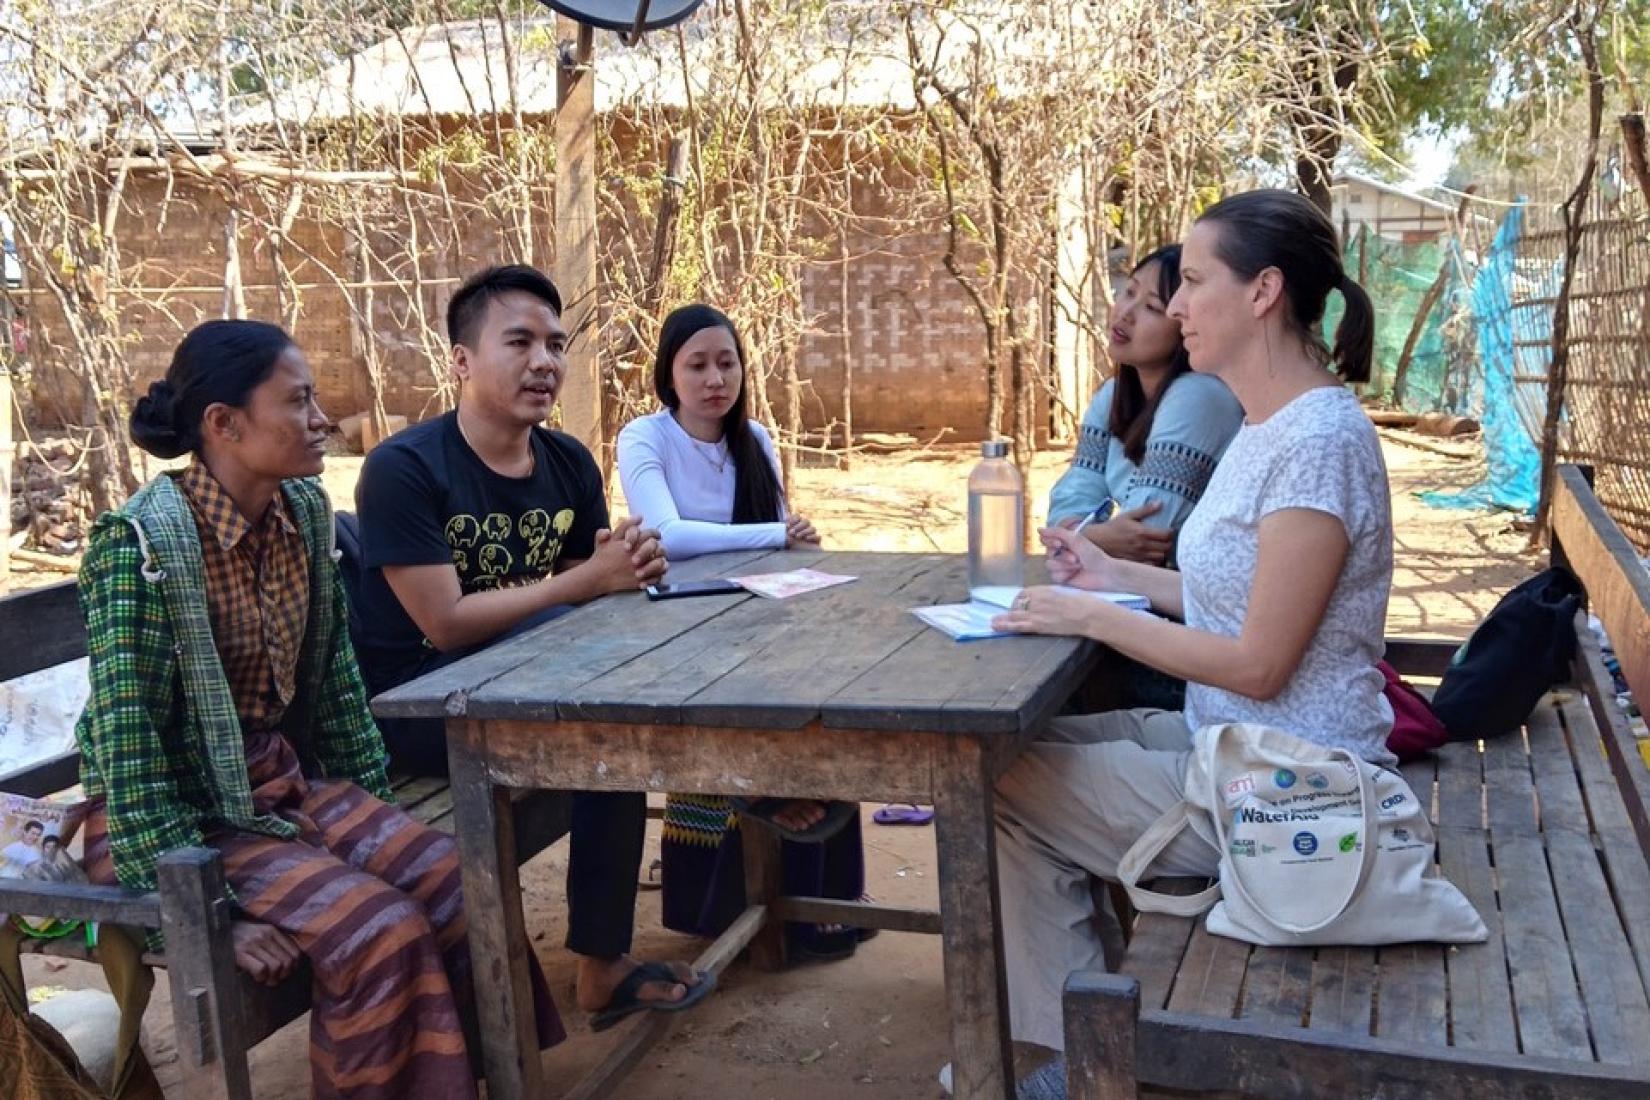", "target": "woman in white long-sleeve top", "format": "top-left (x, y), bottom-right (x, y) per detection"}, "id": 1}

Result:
top-left (617, 304), bottom-right (868, 961)
top-left (617, 308), bottom-right (817, 559)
